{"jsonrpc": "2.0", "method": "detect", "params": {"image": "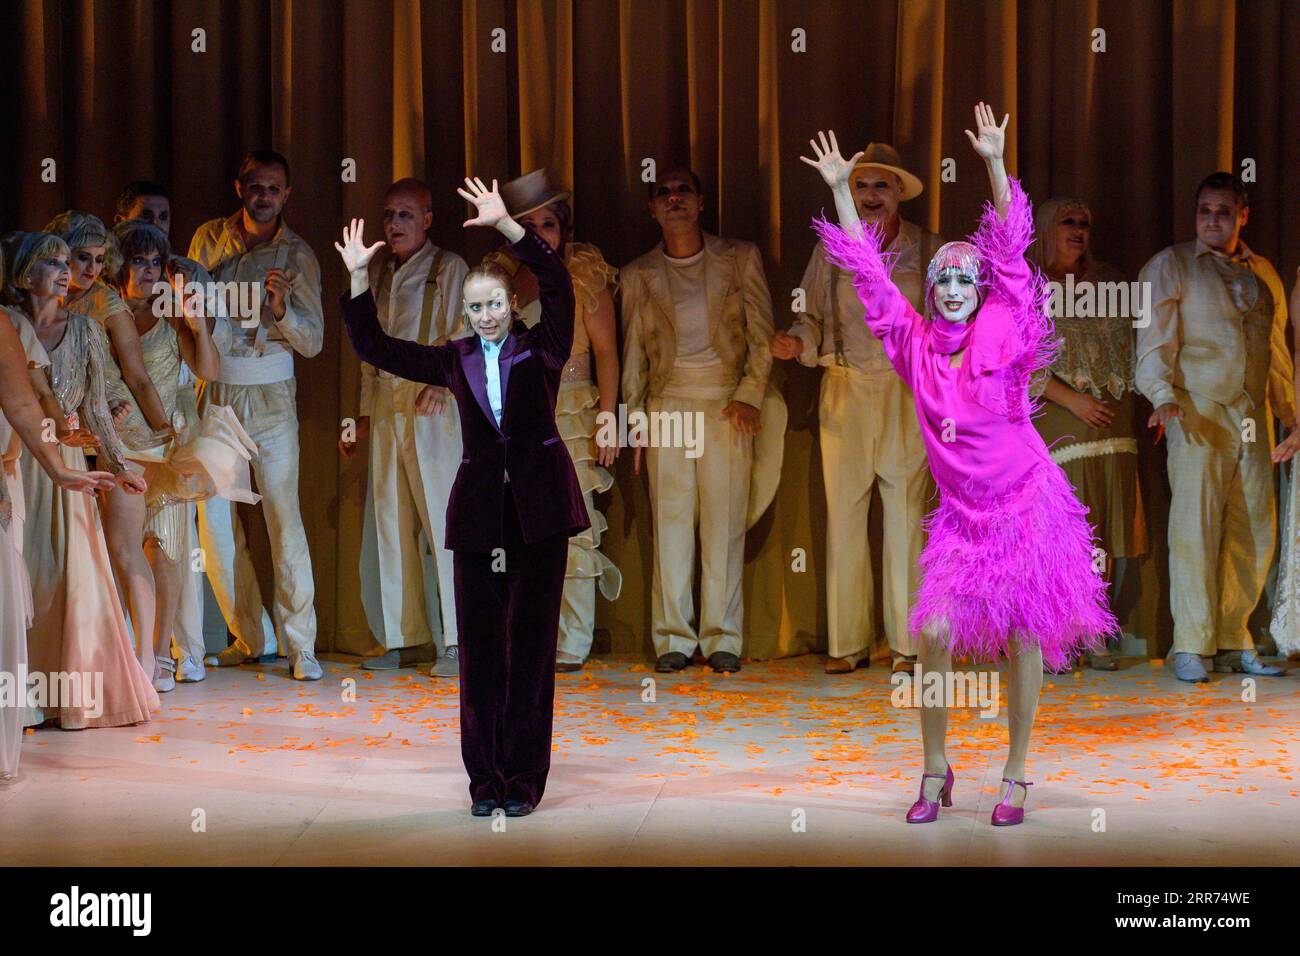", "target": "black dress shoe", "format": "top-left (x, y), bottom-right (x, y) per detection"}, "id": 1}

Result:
top-left (503, 800), bottom-right (533, 817)
top-left (470, 799), bottom-right (499, 817)
top-left (707, 651), bottom-right (741, 673)
top-left (655, 652), bottom-right (689, 673)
